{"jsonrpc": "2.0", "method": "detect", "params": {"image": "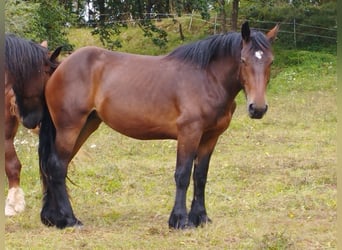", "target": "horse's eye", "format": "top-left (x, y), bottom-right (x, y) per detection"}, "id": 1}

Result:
top-left (241, 57), bottom-right (246, 64)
